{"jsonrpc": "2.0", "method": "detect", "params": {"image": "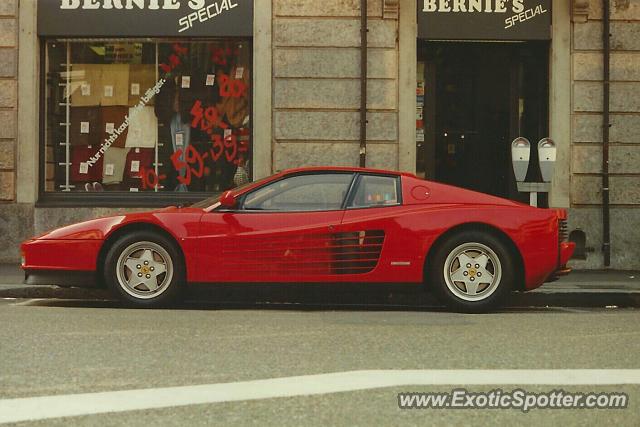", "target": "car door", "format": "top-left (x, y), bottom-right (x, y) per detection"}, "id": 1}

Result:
top-left (339, 174), bottom-right (424, 283)
top-left (196, 172), bottom-right (355, 283)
